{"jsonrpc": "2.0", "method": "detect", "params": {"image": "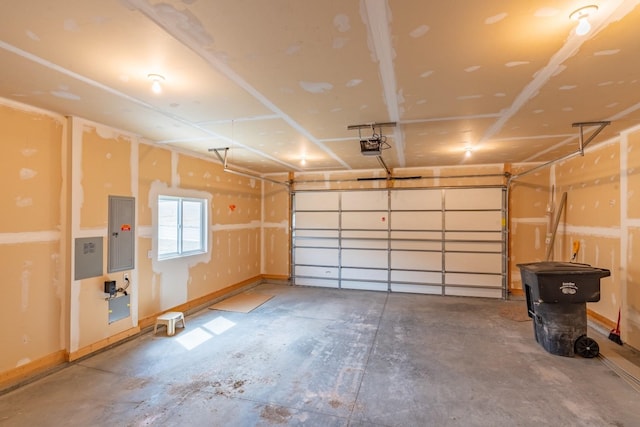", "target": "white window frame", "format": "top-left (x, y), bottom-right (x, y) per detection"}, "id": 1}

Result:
top-left (157, 195), bottom-right (208, 260)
